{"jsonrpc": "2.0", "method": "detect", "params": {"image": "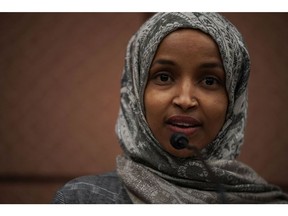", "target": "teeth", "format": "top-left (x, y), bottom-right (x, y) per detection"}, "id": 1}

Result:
top-left (172, 123), bottom-right (192, 128)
